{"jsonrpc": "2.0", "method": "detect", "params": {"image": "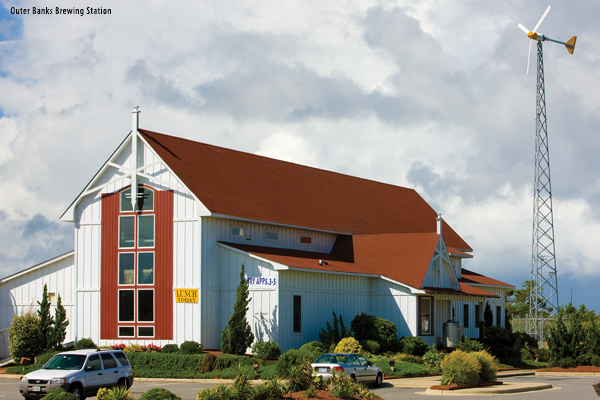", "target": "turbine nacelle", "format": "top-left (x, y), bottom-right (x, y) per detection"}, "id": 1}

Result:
top-left (517, 5), bottom-right (577, 74)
